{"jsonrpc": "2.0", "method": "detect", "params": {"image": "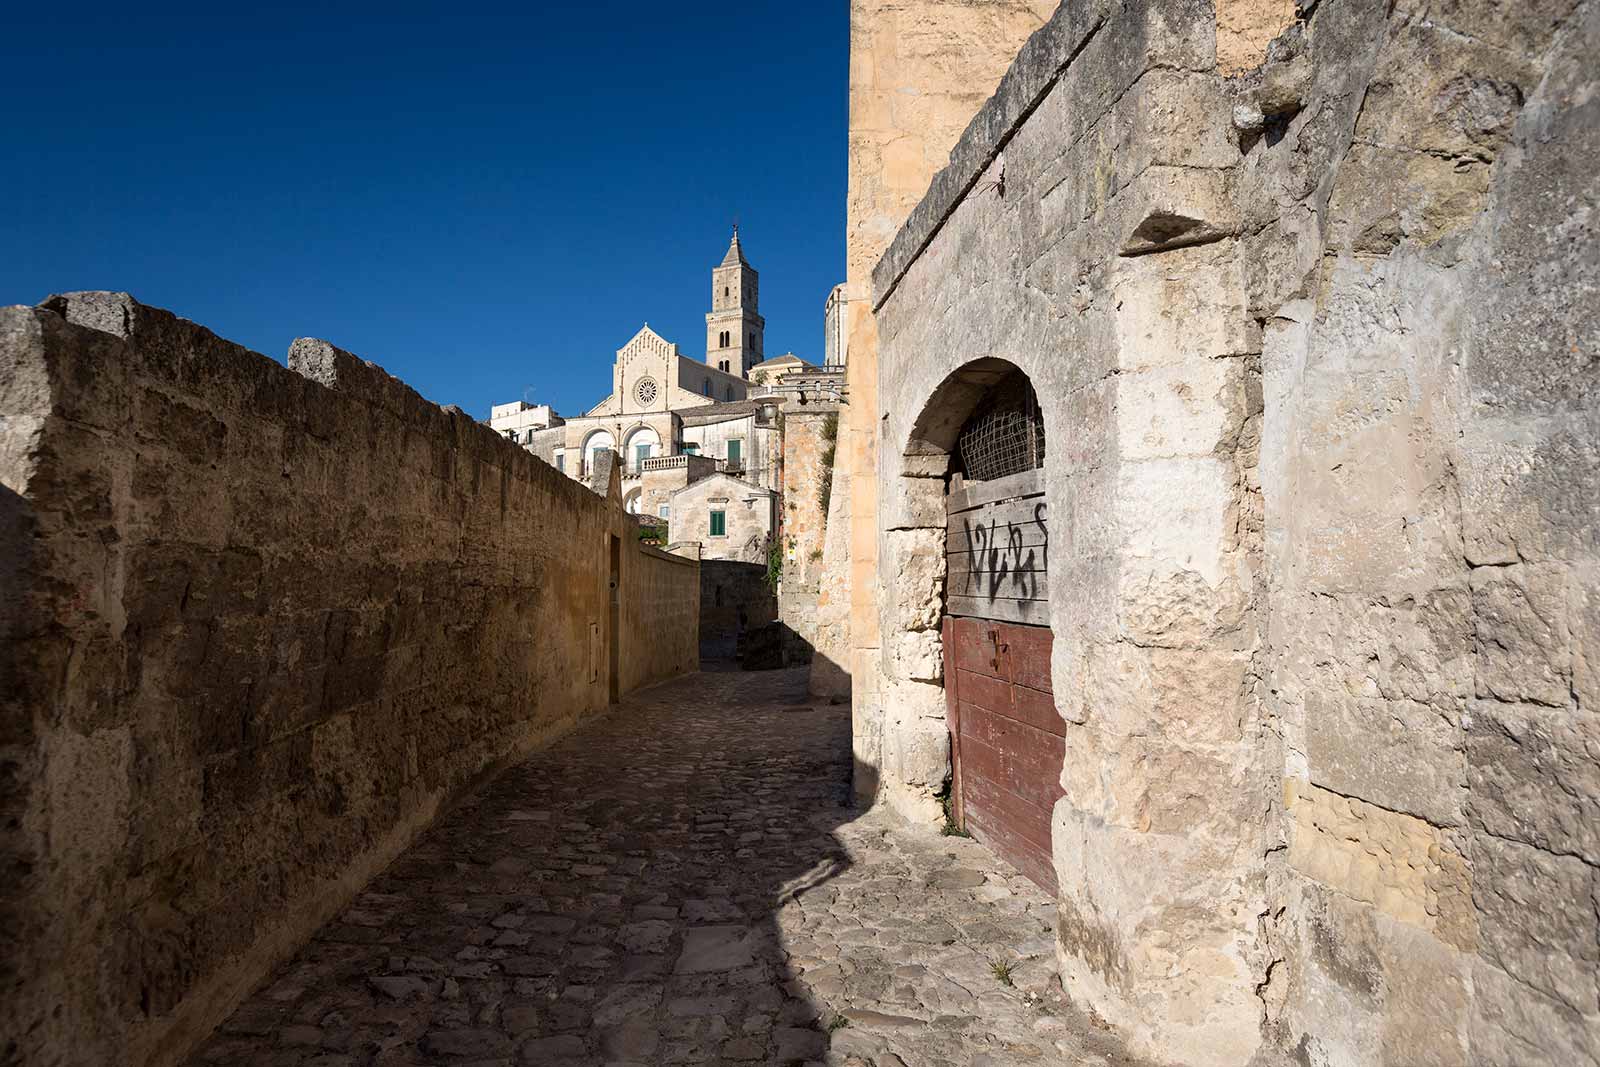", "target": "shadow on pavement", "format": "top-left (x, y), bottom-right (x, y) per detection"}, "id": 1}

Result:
top-left (188, 667), bottom-right (853, 1066)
